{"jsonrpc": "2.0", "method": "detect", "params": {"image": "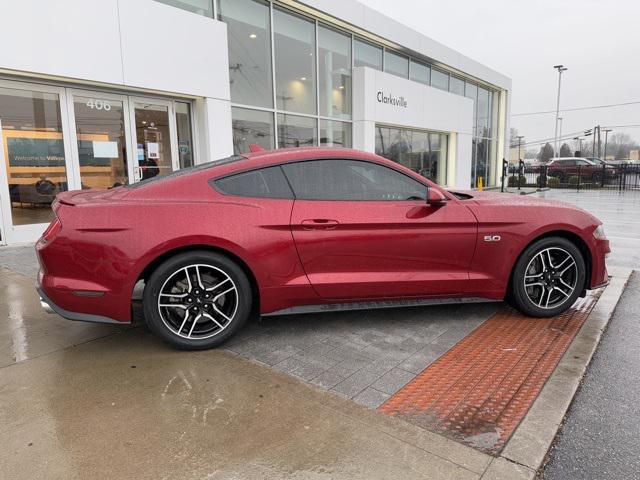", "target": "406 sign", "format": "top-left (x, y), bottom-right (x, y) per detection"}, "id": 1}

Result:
top-left (86, 99), bottom-right (112, 111)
